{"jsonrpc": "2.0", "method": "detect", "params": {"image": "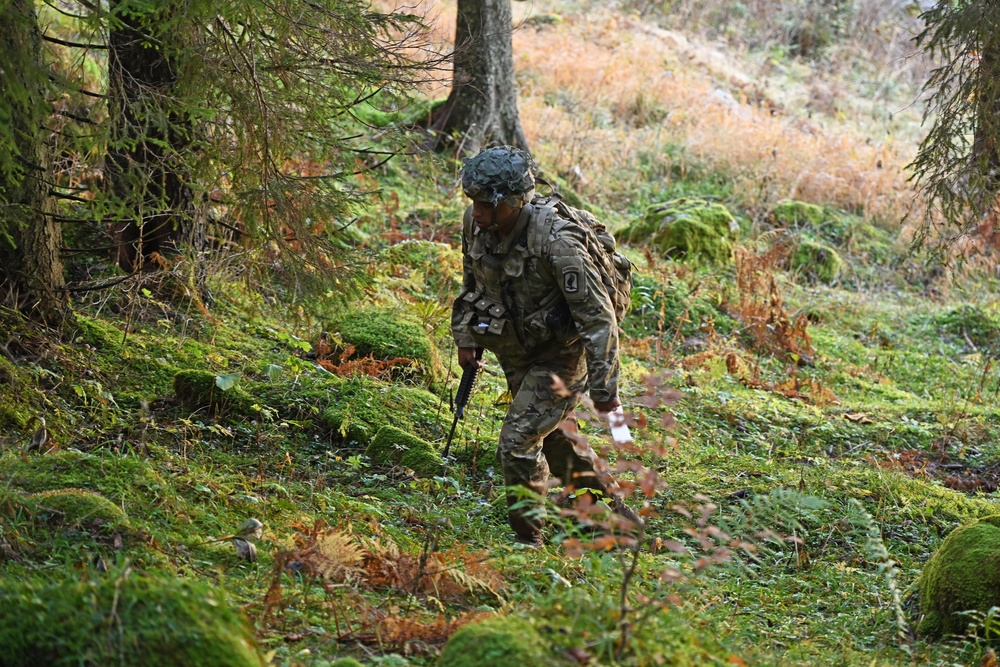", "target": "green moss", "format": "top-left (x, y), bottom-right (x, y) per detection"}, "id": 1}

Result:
top-left (3, 449), bottom-right (159, 501)
top-left (330, 659), bottom-right (365, 667)
top-left (173, 369), bottom-right (252, 415)
top-left (368, 425), bottom-right (441, 476)
top-left (791, 238), bottom-right (843, 283)
top-left (28, 488), bottom-right (129, 532)
top-left (330, 308), bottom-right (442, 382)
top-left (0, 570), bottom-right (263, 666)
top-left (771, 199), bottom-right (825, 227)
top-left (0, 357), bottom-right (34, 432)
top-left (917, 515), bottom-right (1000, 638)
top-left (320, 376), bottom-right (444, 446)
top-left (438, 615), bottom-right (550, 667)
top-left (622, 198), bottom-right (738, 264)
